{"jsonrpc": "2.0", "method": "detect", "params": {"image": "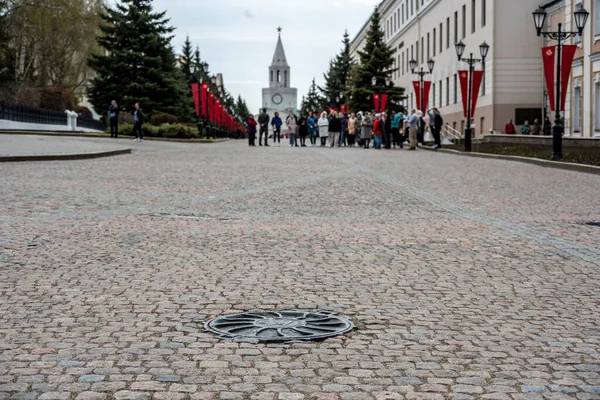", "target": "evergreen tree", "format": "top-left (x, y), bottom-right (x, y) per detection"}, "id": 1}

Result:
top-left (302, 78), bottom-right (322, 113)
top-left (88, 0), bottom-right (186, 117)
top-left (180, 34), bottom-right (193, 82)
top-left (348, 7), bottom-right (404, 113)
top-left (319, 31), bottom-right (355, 110)
top-left (319, 58), bottom-right (339, 109)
